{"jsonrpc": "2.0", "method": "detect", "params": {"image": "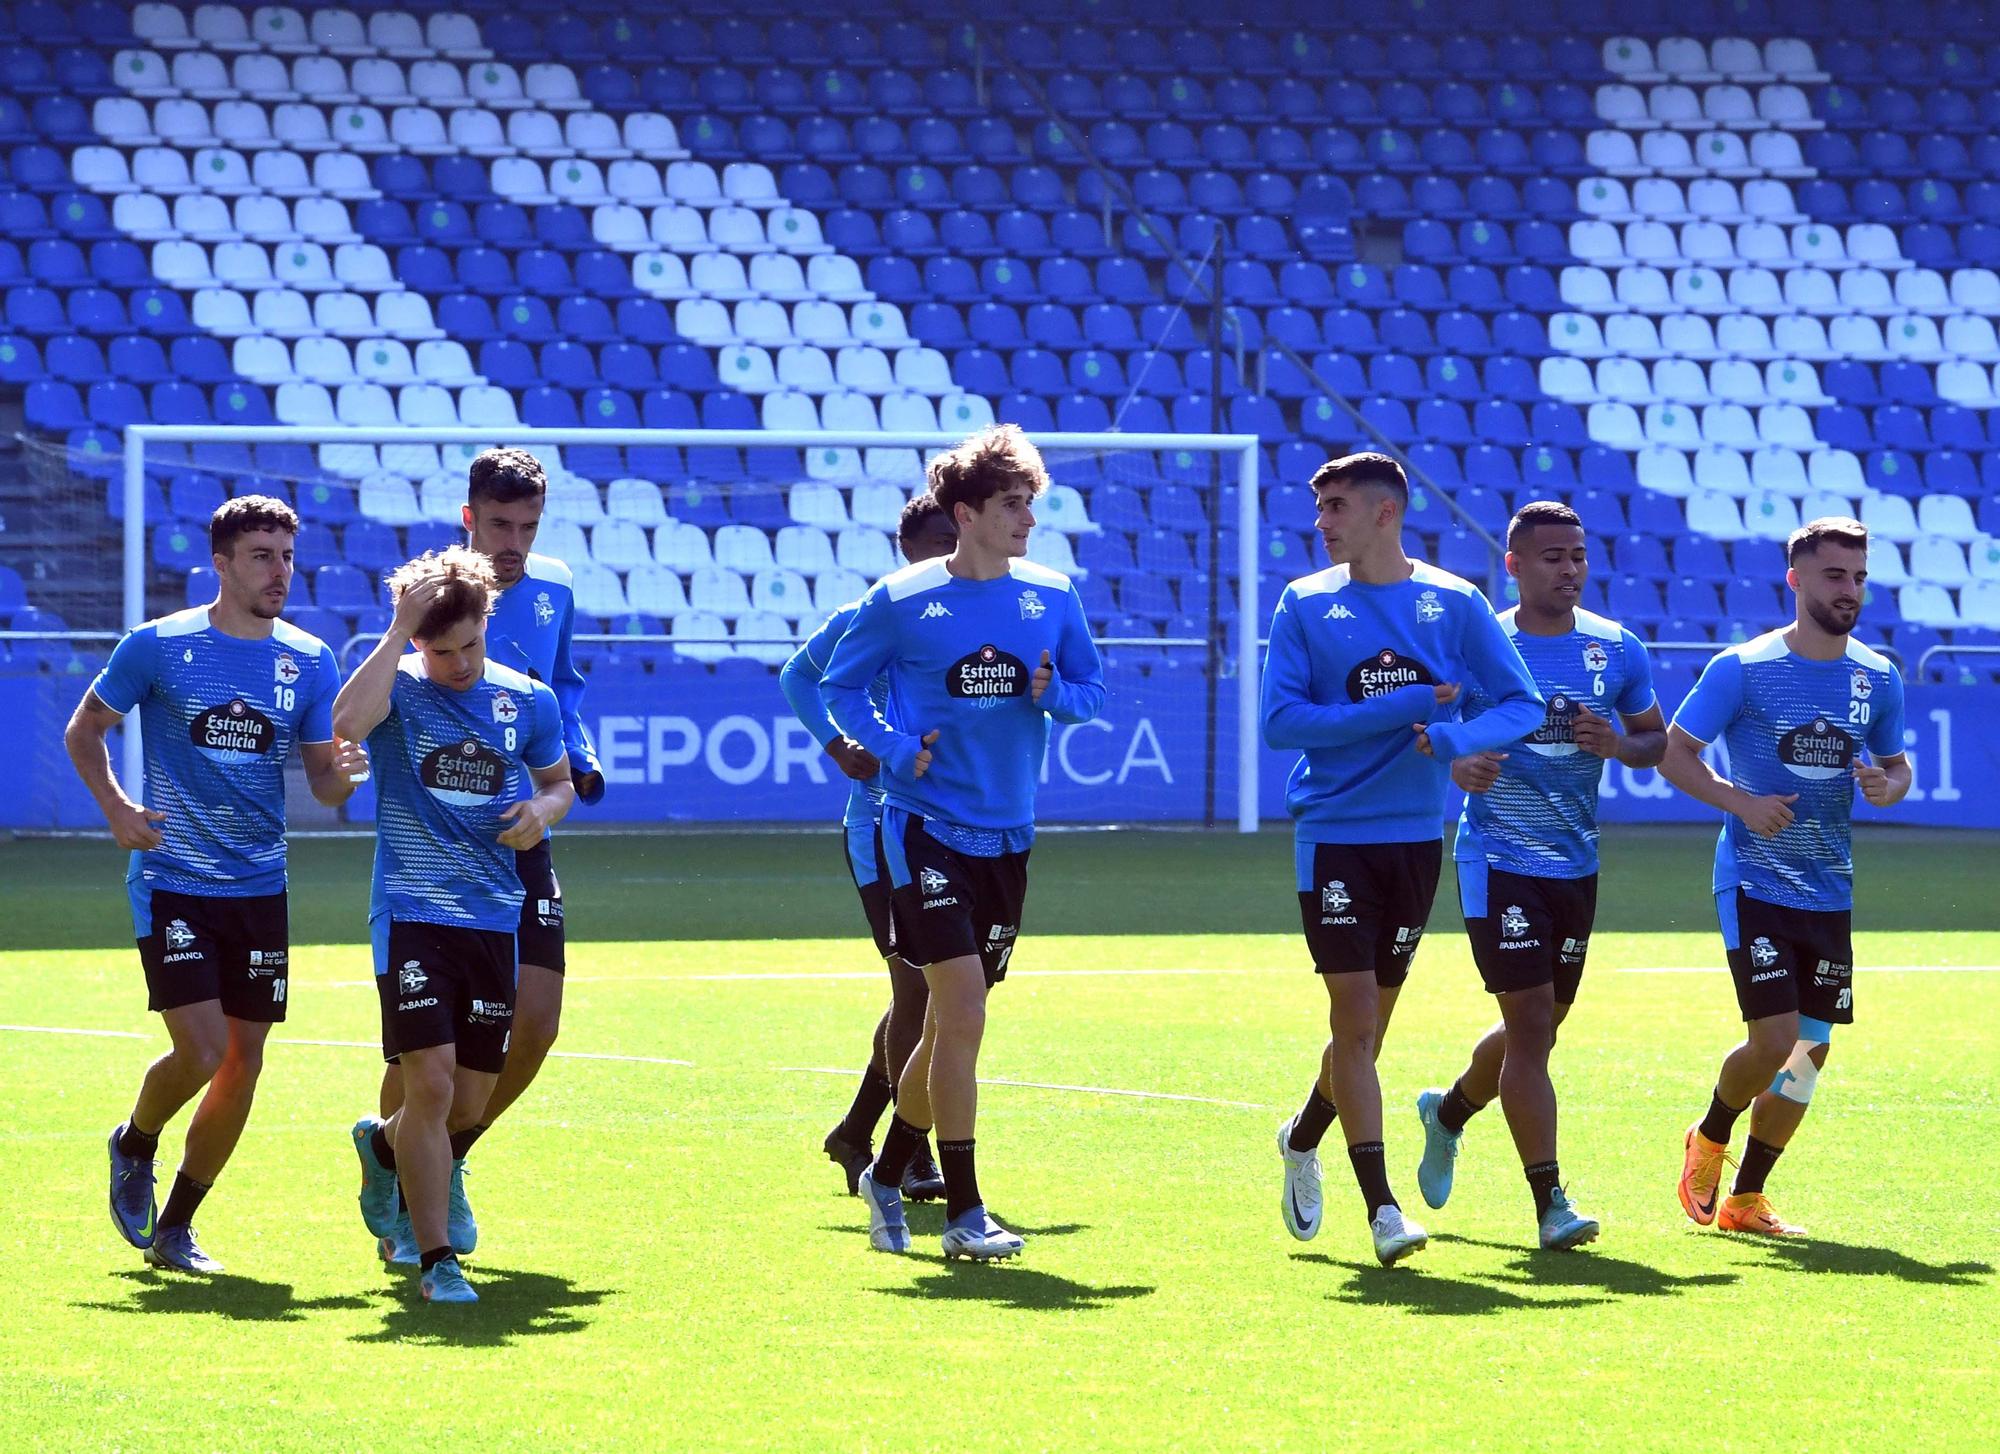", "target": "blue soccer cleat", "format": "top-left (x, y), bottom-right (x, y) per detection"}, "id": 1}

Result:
top-left (378, 1207), bottom-right (419, 1267)
top-left (447, 1157), bottom-right (477, 1256)
top-left (351, 1117), bottom-right (400, 1238)
top-left (1415, 1089), bottom-right (1463, 1211)
top-left (1539, 1186), bottom-right (1601, 1252)
top-left (107, 1125), bottom-right (157, 1250)
top-left (420, 1256), bottom-right (478, 1304)
top-left (941, 1206), bottom-right (1024, 1262)
top-left (145, 1224), bottom-right (223, 1274)
top-left (858, 1166), bottom-right (909, 1253)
